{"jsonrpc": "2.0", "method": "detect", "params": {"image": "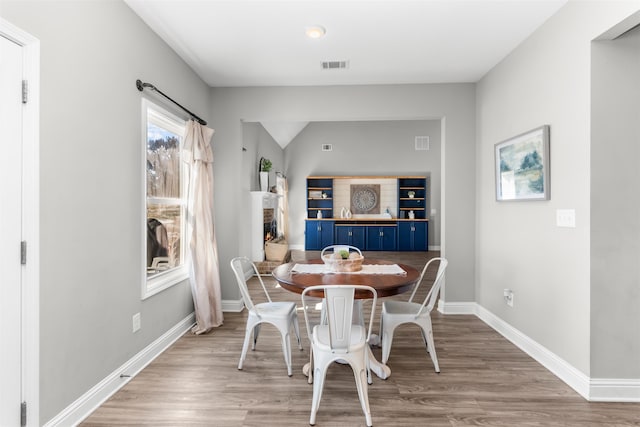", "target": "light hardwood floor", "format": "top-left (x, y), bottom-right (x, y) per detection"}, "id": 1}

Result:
top-left (82, 251), bottom-right (640, 426)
